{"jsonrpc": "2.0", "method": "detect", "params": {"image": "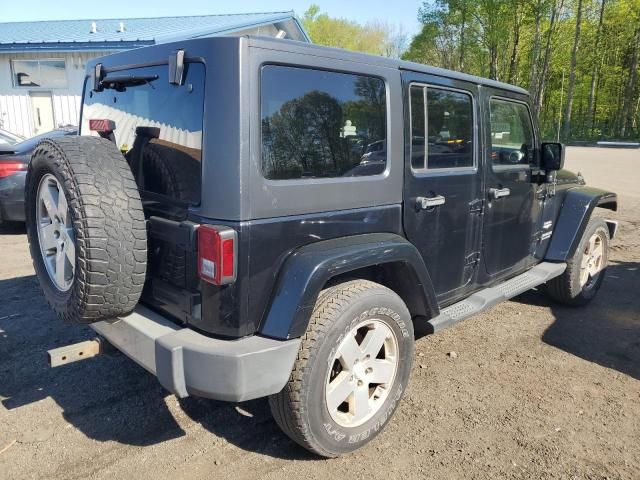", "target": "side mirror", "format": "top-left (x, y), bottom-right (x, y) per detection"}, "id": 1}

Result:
top-left (541, 142), bottom-right (565, 171)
